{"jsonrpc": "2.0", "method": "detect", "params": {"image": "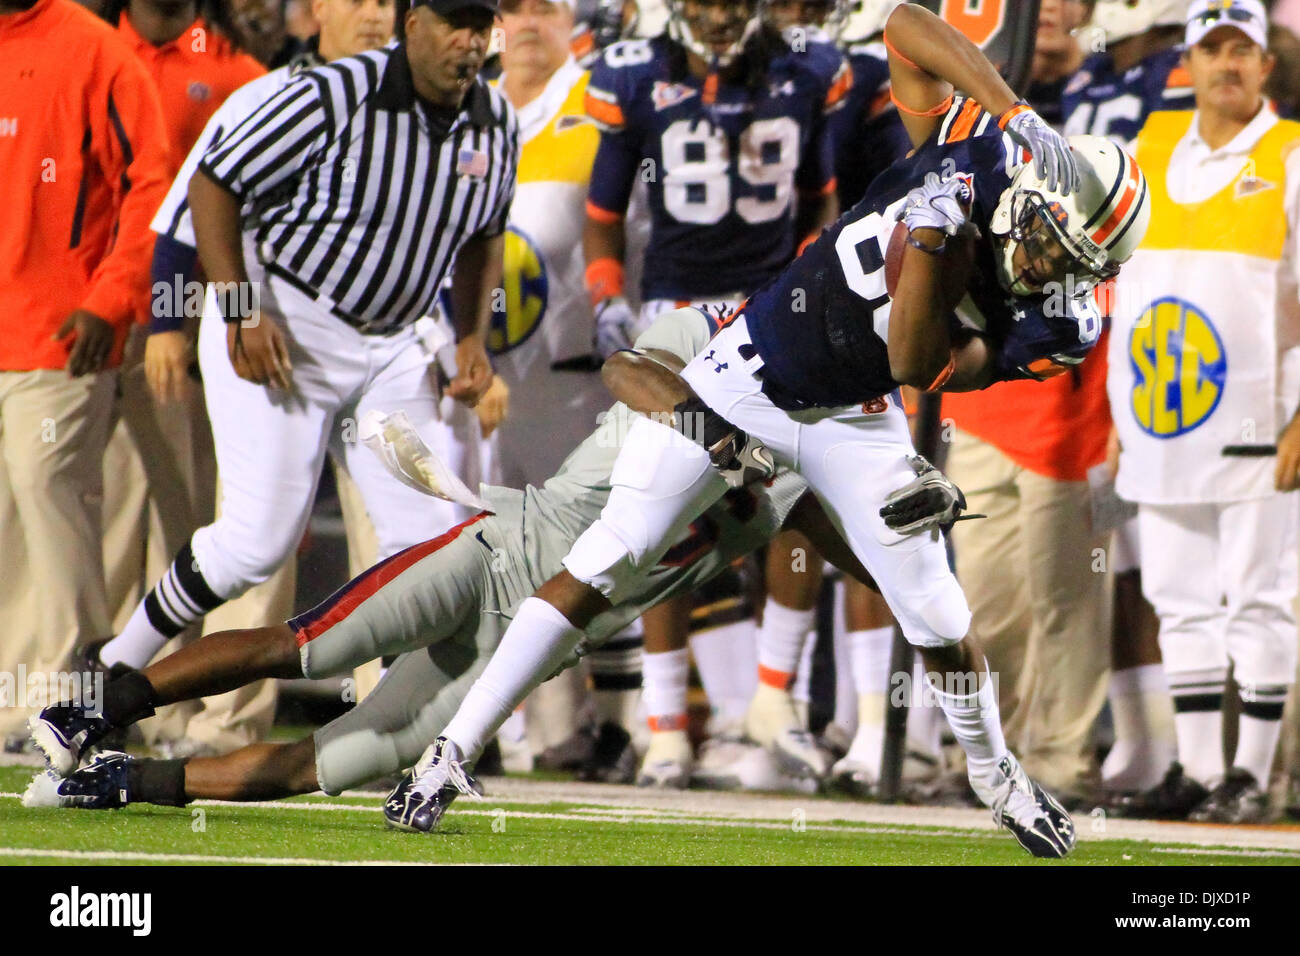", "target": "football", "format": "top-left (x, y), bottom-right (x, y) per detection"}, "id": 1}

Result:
top-left (884, 220), bottom-right (976, 312)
